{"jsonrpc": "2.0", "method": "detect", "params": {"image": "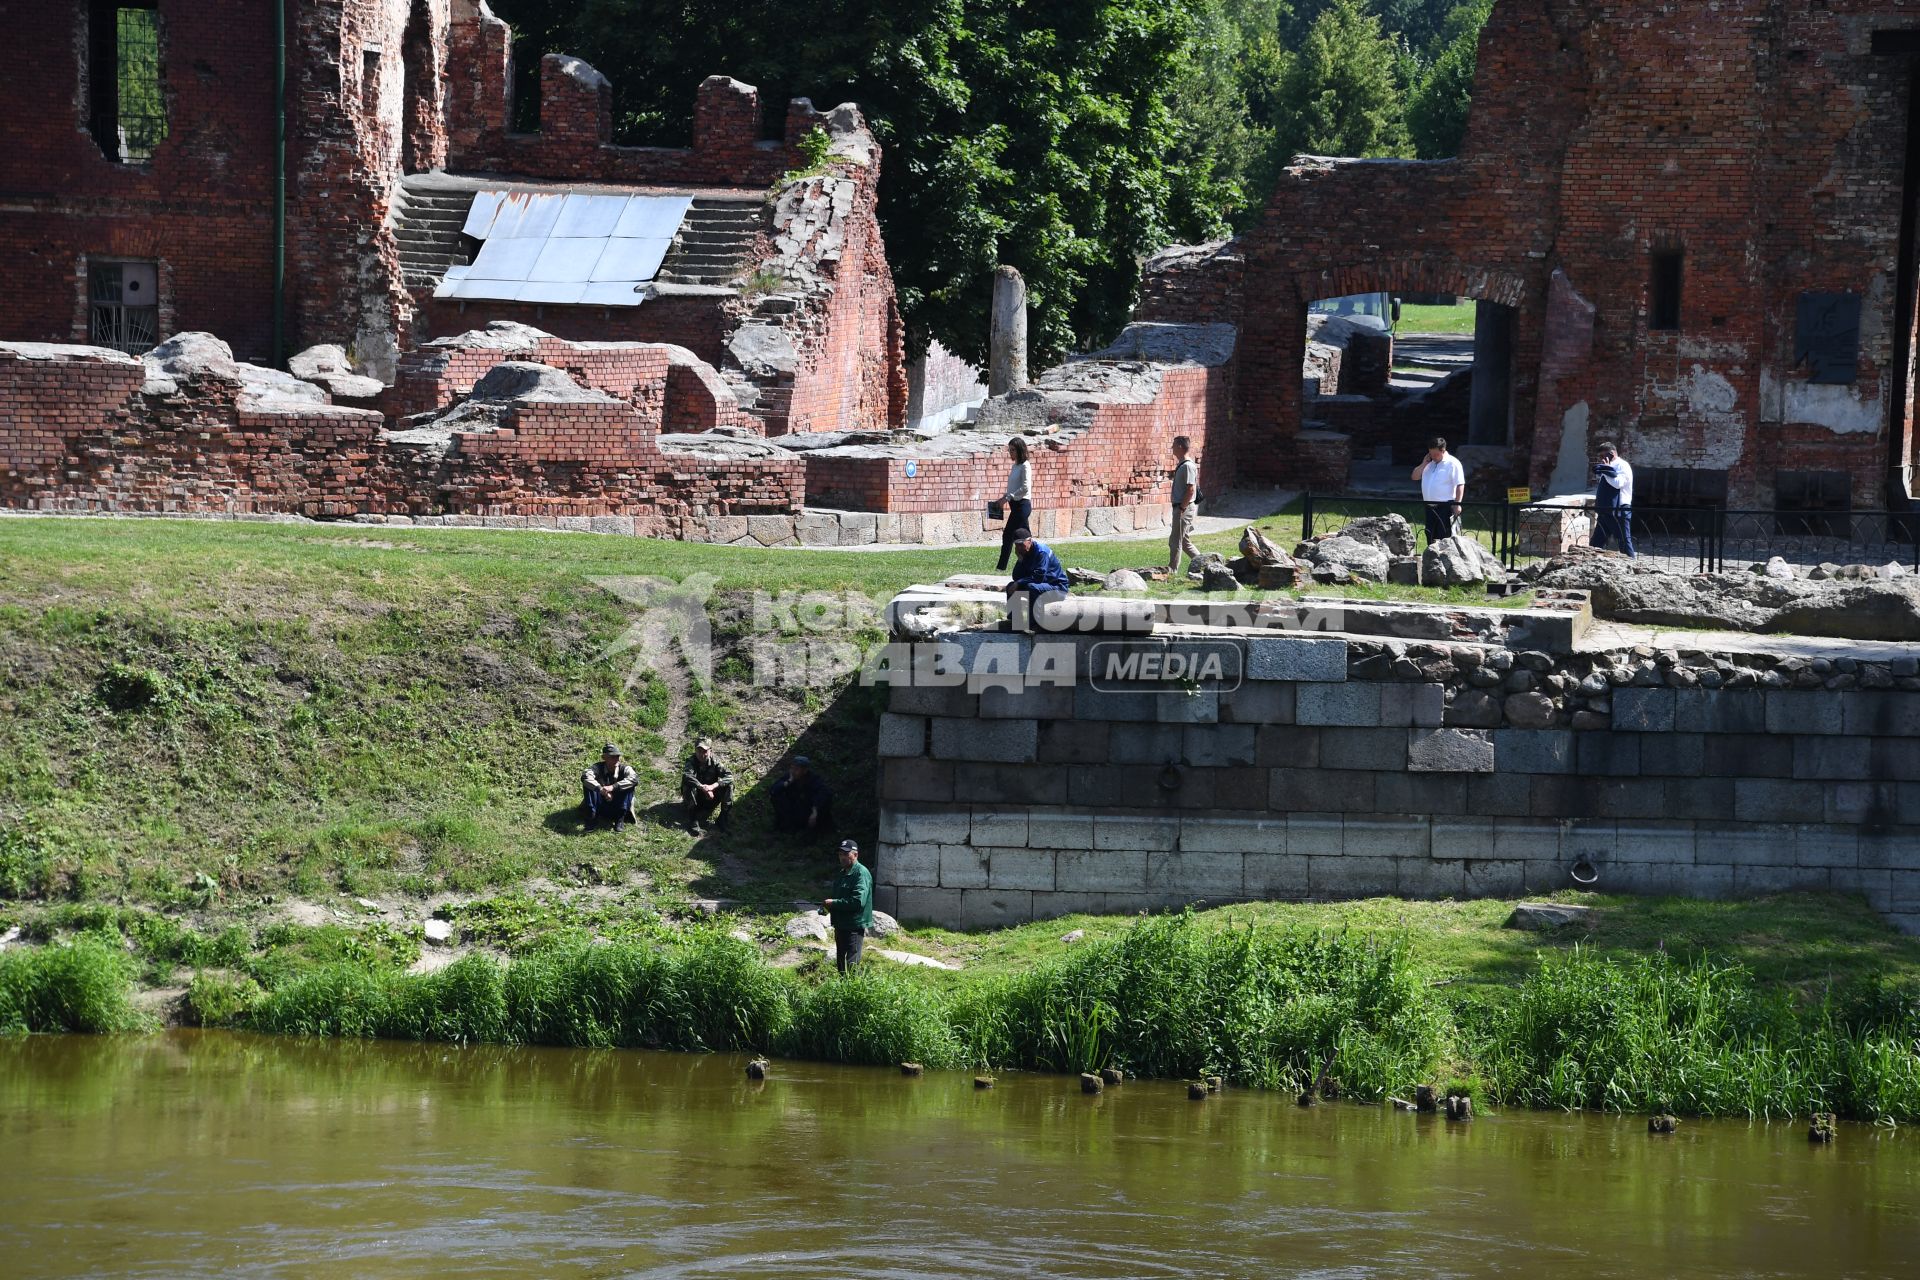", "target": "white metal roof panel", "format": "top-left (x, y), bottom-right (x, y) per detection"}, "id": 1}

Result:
top-left (528, 238), bottom-right (604, 283)
top-left (460, 191), bottom-right (505, 238)
top-left (613, 195), bottom-right (694, 241)
top-left (439, 190), bottom-right (694, 307)
top-left (552, 193), bottom-right (627, 238)
top-left (591, 237), bottom-right (674, 283)
top-left (466, 236), bottom-right (543, 281)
